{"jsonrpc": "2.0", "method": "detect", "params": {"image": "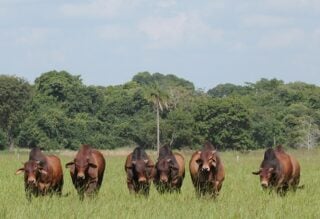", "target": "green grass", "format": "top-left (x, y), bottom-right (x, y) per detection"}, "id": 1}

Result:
top-left (1, 149), bottom-right (320, 218)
